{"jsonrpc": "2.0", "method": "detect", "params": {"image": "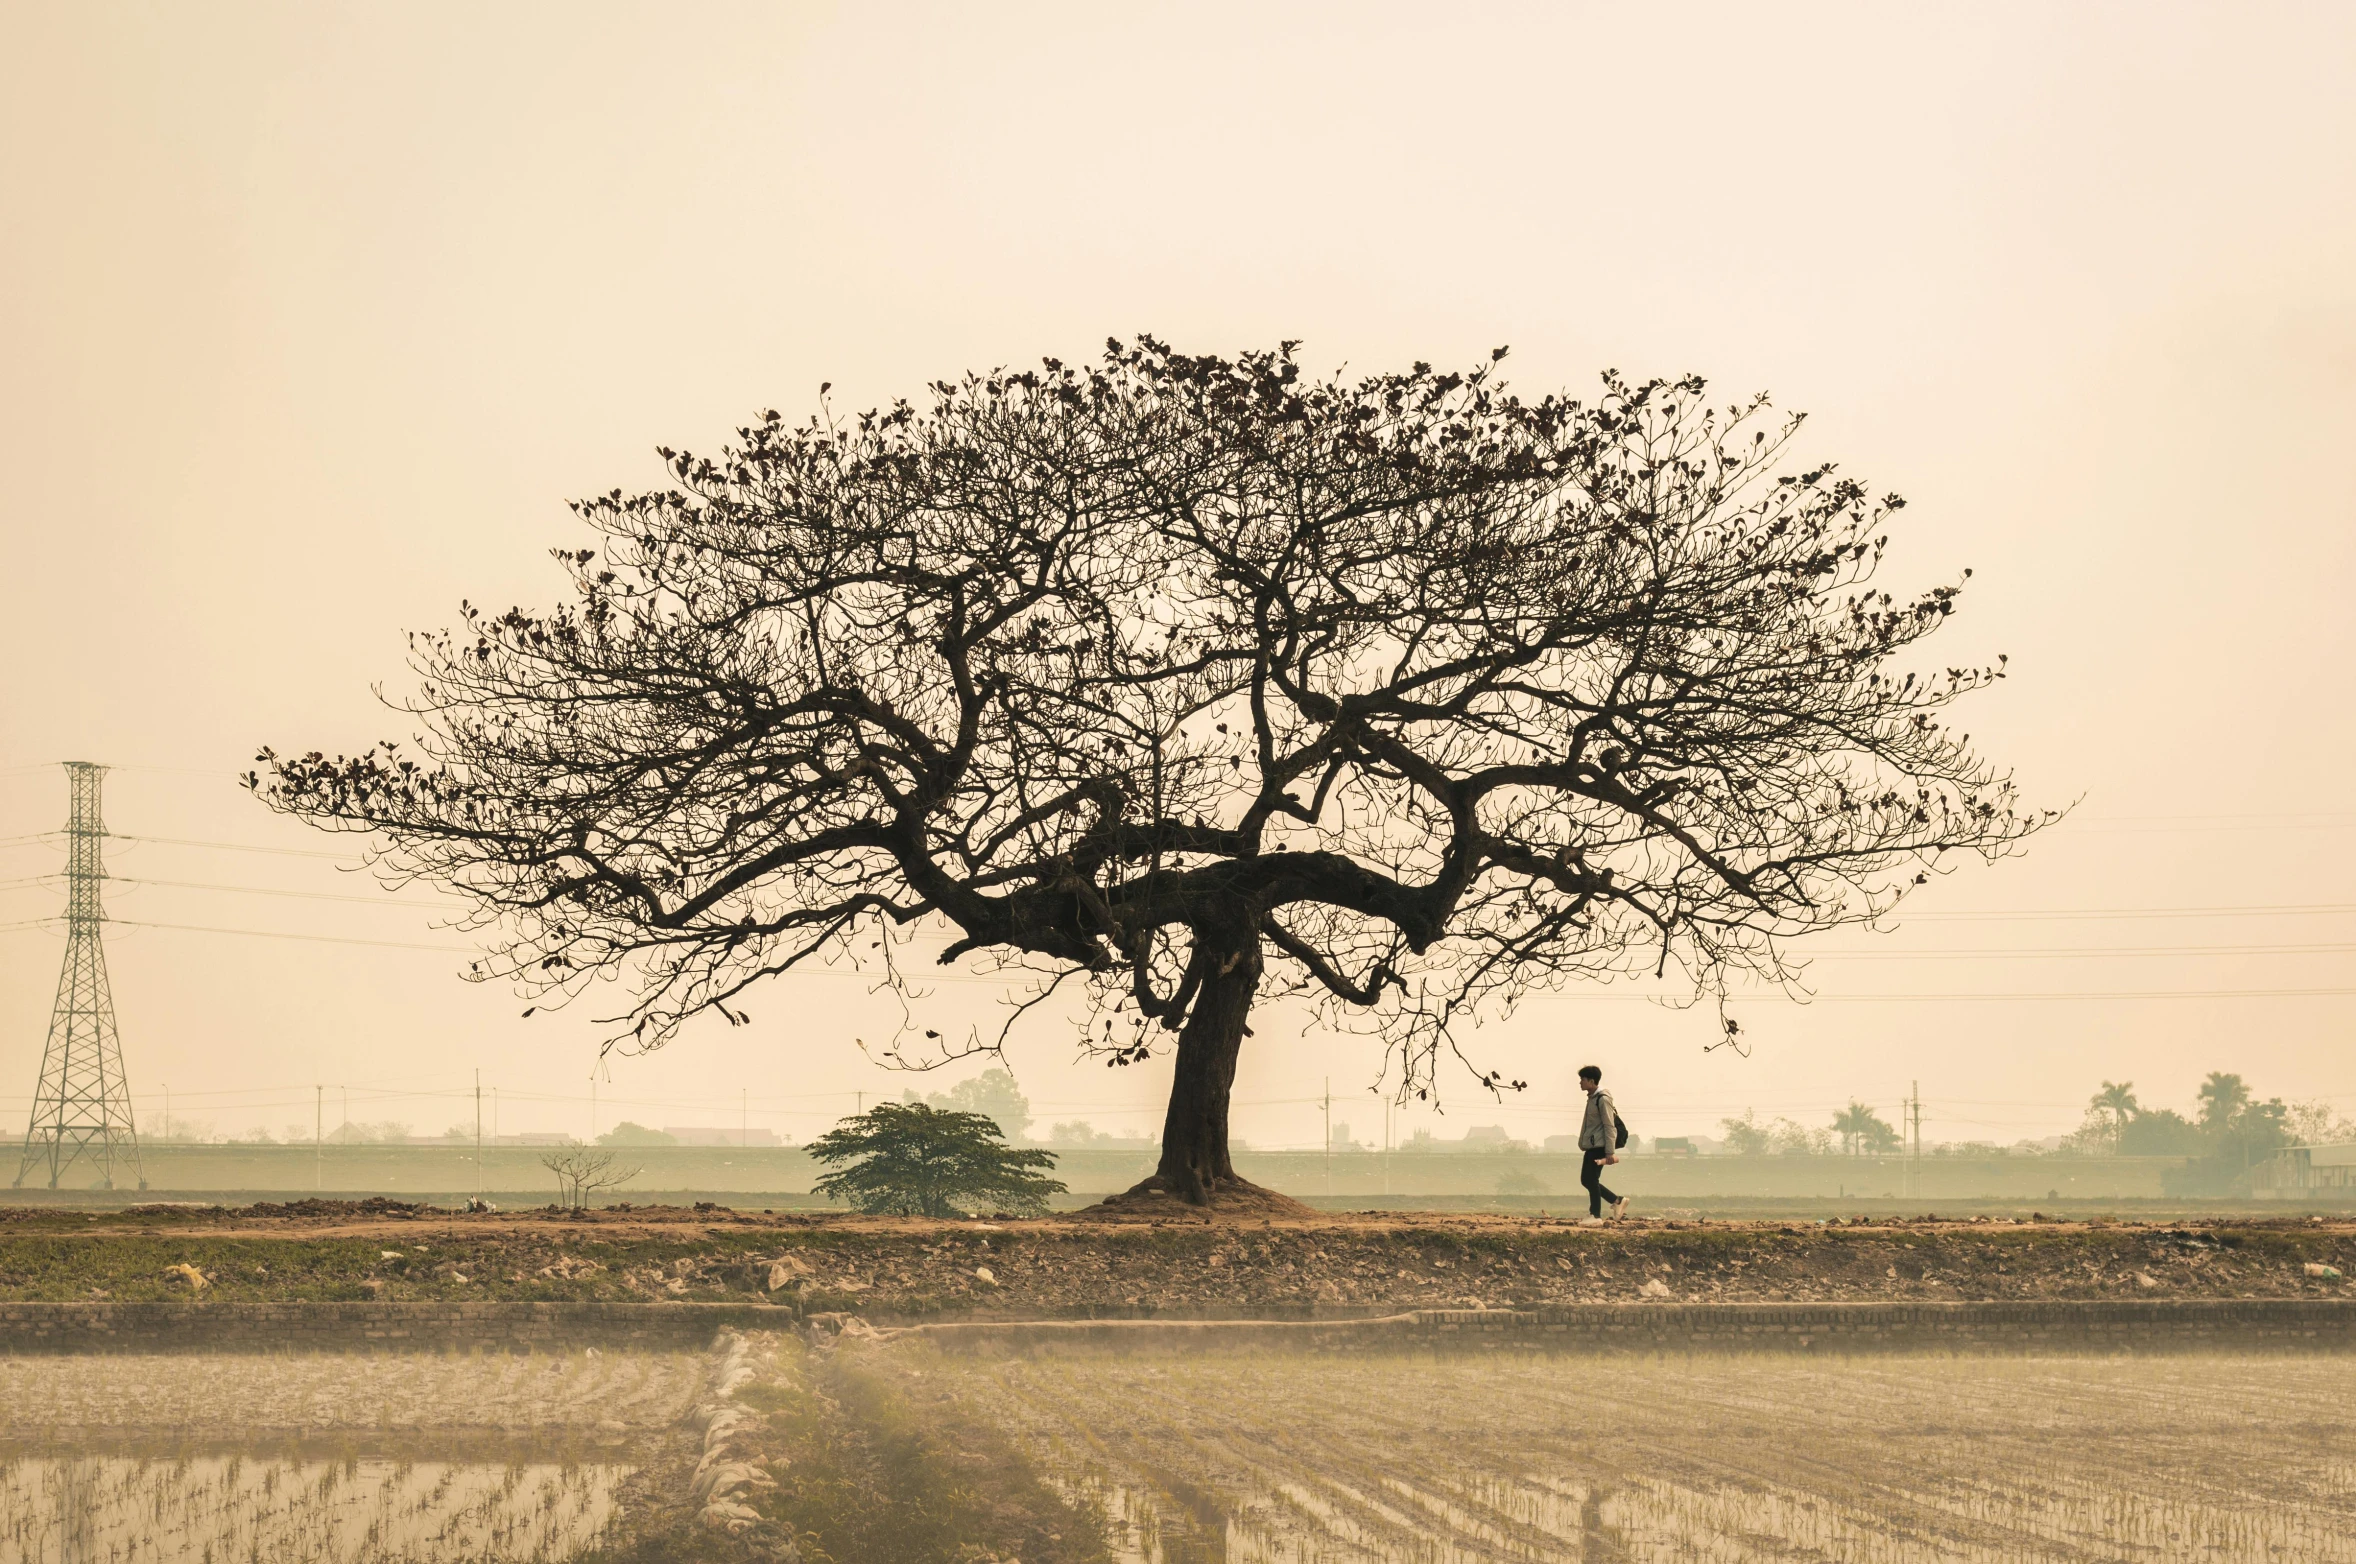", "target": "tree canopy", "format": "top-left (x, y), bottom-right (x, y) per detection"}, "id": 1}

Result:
top-left (807, 1101), bottom-right (1065, 1218)
top-left (905, 1067), bottom-right (1032, 1143)
top-left (251, 338), bottom-right (2046, 1206)
top-left (1830, 1100), bottom-right (1901, 1155)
